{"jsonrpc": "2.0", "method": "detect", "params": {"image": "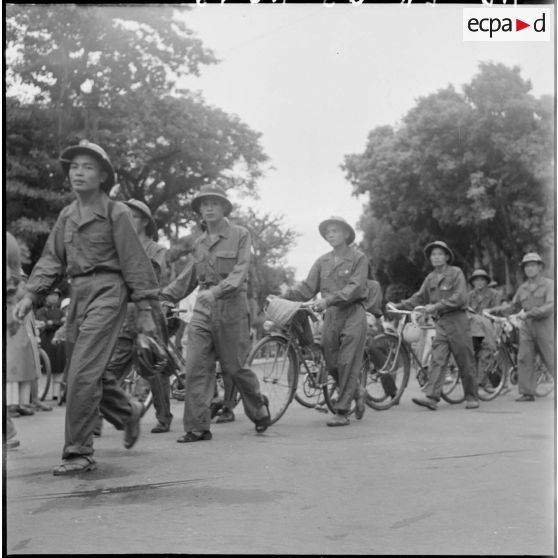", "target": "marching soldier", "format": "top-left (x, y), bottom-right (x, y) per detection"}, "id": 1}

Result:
top-left (391, 241), bottom-right (479, 410)
top-left (161, 184), bottom-right (270, 442)
top-left (487, 253), bottom-right (554, 402)
top-left (284, 216), bottom-right (368, 426)
top-left (13, 140), bottom-right (160, 475)
top-left (467, 269), bottom-right (501, 388)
